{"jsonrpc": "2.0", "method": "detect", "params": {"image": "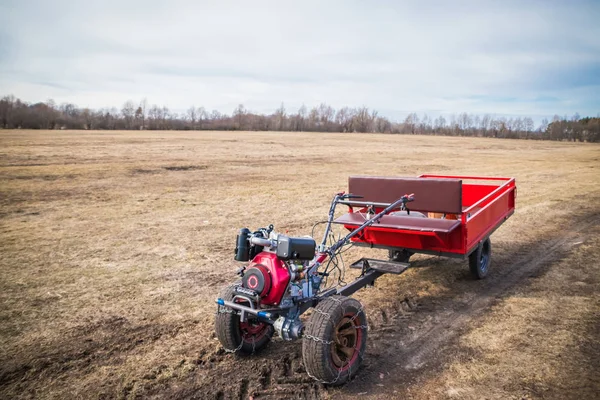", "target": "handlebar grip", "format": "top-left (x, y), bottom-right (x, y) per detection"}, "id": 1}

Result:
top-left (345, 194), bottom-right (364, 199)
